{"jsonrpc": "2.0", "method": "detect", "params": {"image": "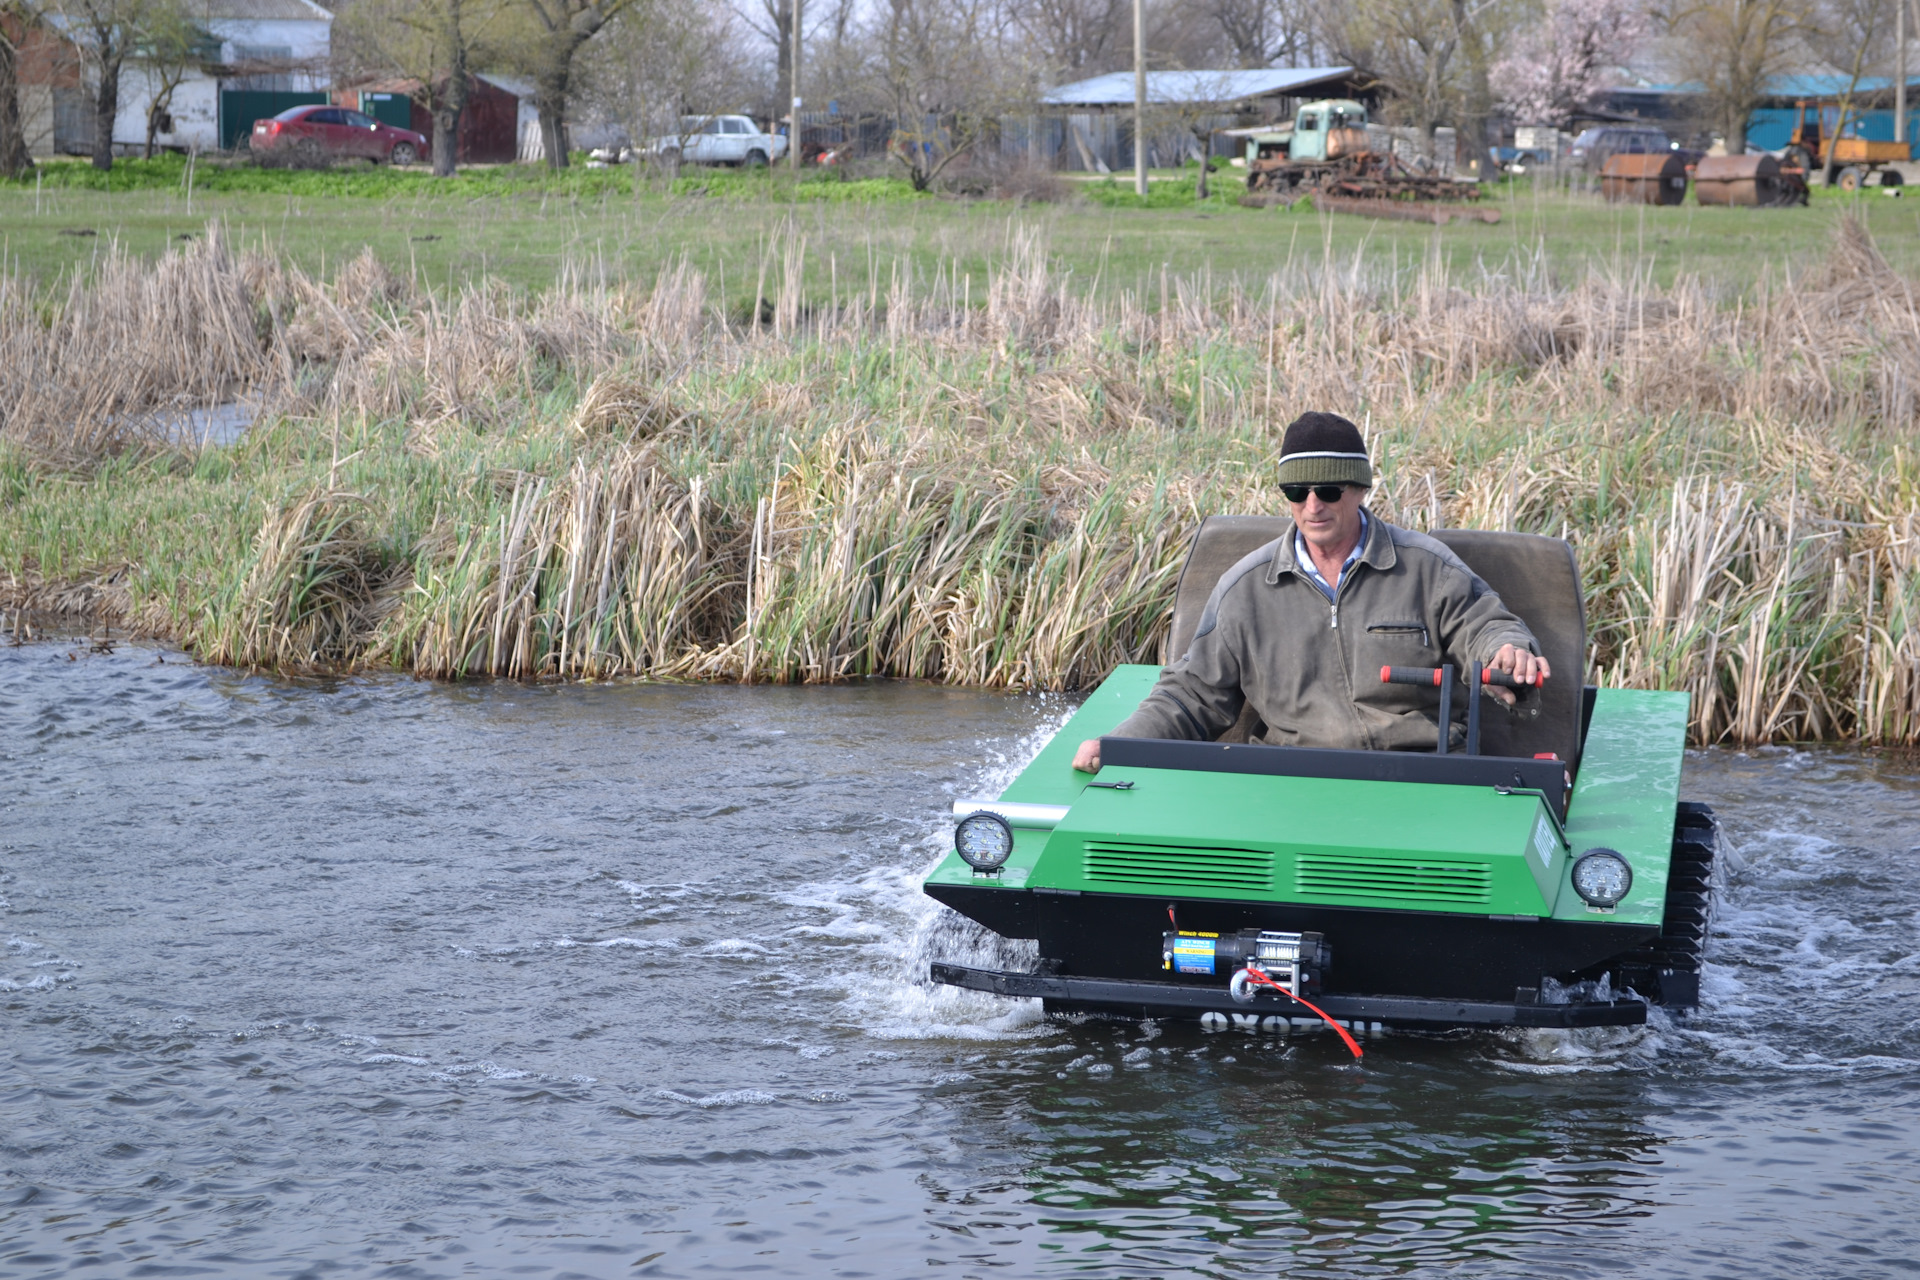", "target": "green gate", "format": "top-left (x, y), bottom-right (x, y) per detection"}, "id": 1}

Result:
top-left (356, 92), bottom-right (414, 131)
top-left (220, 89), bottom-right (327, 151)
